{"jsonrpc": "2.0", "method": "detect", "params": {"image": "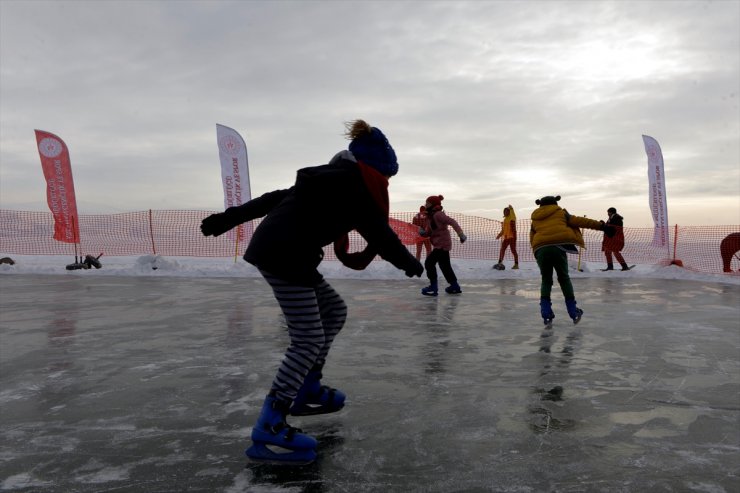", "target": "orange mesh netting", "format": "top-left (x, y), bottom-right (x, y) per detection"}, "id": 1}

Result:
top-left (1, 209), bottom-right (738, 274)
